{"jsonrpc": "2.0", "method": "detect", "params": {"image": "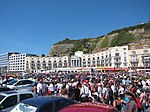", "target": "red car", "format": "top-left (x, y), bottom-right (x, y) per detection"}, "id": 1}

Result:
top-left (59, 102), bottom-right (118, 112)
